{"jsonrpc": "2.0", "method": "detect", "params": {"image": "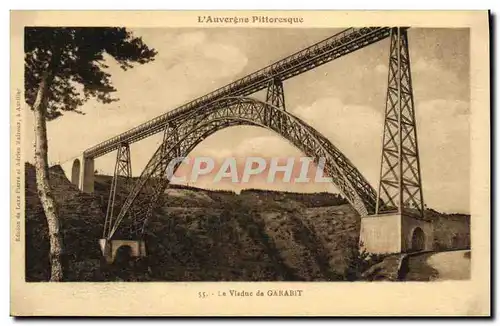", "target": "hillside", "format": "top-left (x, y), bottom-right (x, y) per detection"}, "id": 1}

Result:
top-left (25, 163), bottom-right (470, 281)
top-left (27, 164), bottom-right (360, 281)
top-left (25, 164), bottom-right (105, 281)
top-left (425, 209), bottom-right (471, 250)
